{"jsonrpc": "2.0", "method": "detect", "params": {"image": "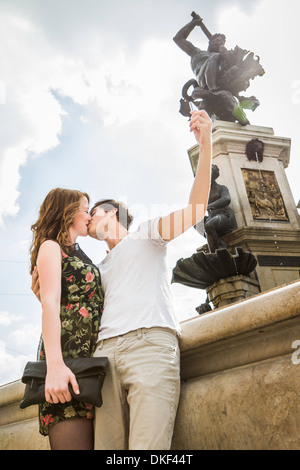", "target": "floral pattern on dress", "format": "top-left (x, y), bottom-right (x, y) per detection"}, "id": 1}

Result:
top-left (38, 245), bottom-right (104, 436)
